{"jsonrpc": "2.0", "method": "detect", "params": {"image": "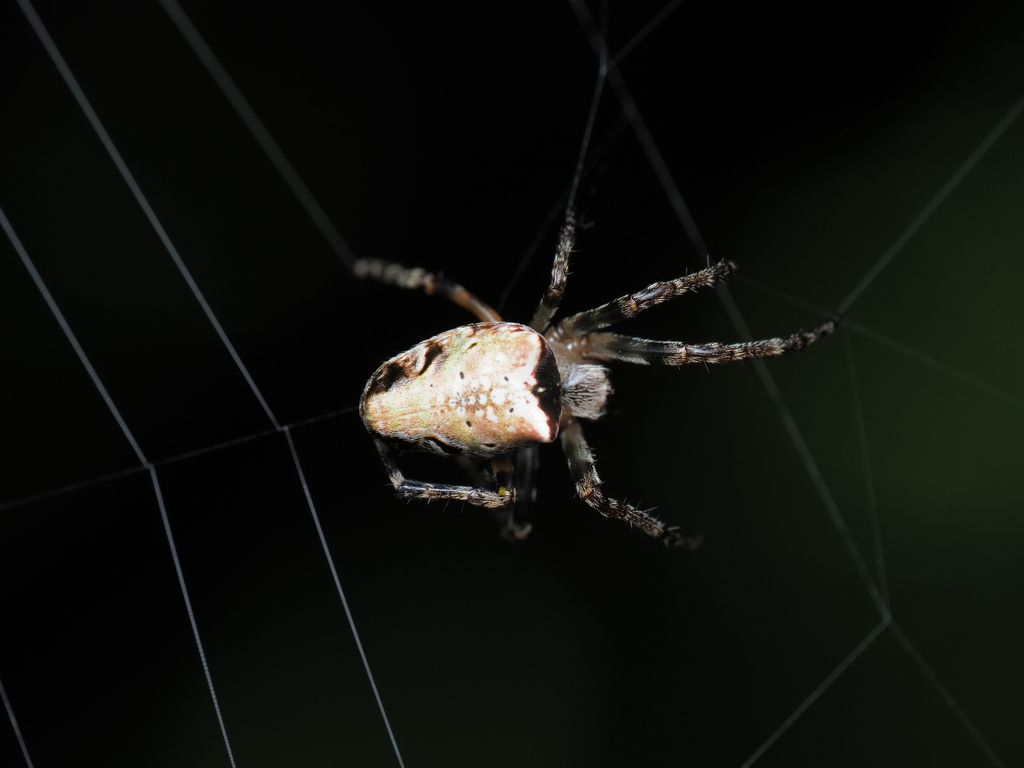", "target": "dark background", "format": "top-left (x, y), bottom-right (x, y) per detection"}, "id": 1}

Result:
top-left (2, 1), bottom-right (1022, 766)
